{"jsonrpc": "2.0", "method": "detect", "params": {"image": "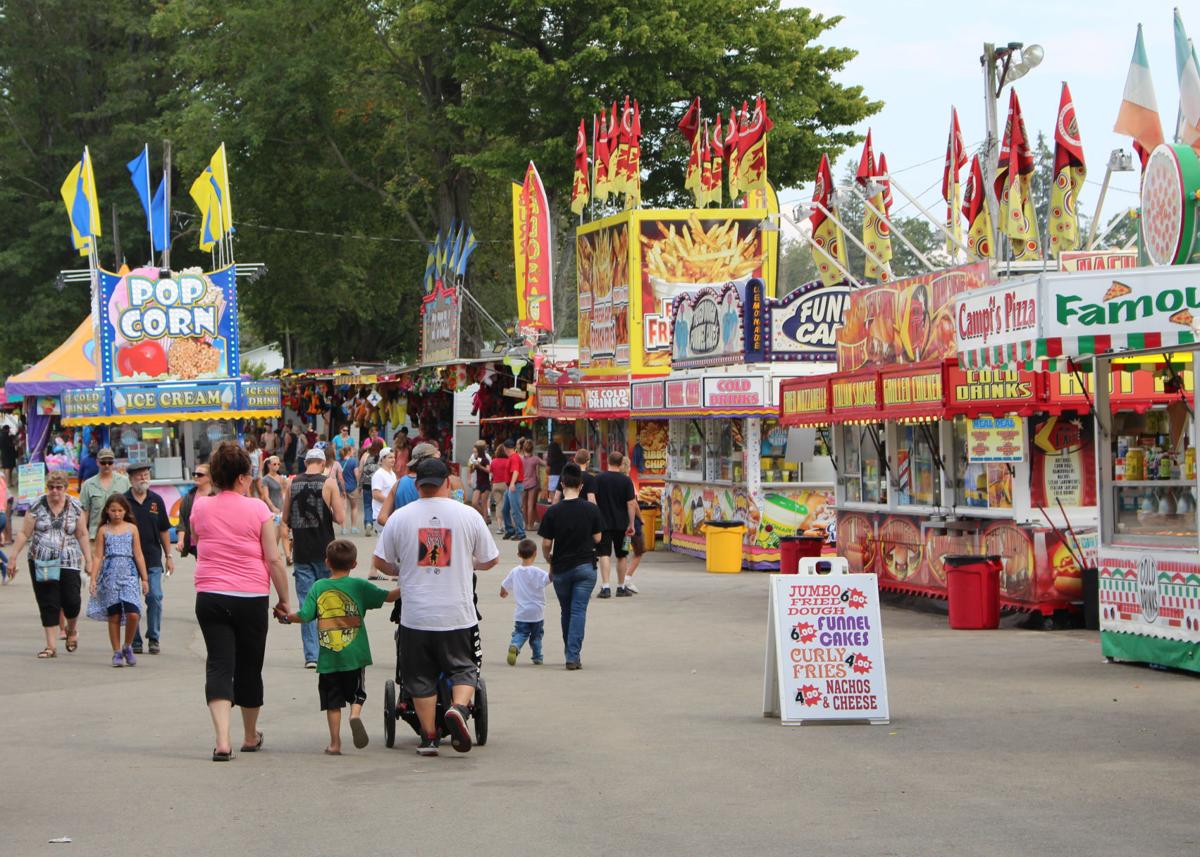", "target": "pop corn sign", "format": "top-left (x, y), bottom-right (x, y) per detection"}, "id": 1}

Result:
top-left (765, 572), bottom-right (890, 724)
